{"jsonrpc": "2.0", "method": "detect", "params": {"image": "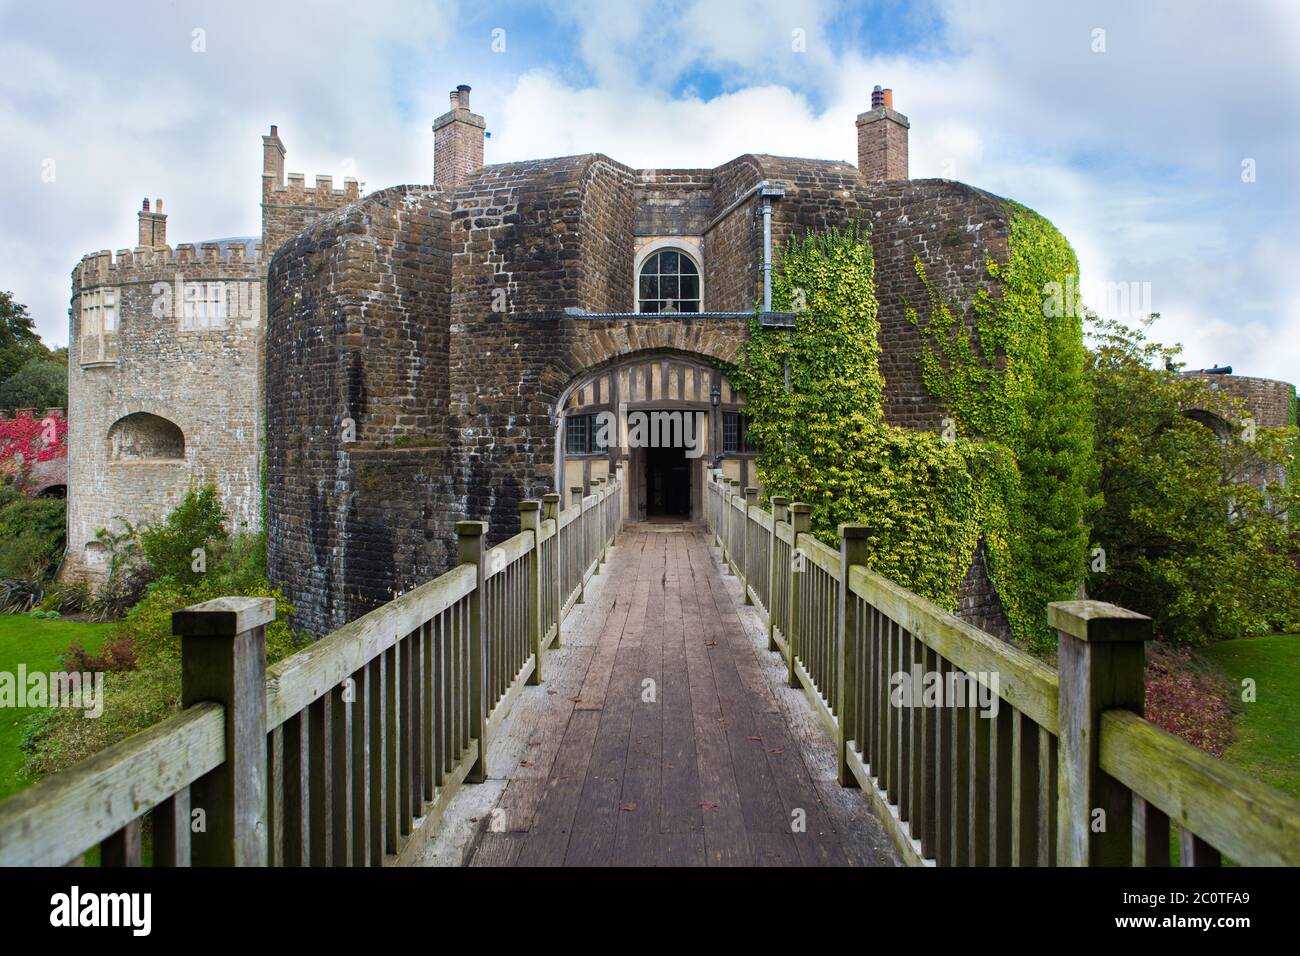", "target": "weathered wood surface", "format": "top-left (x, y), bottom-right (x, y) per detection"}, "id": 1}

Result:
top-left (1100, 709), bottom-right (1300, 866)
top-left (457, 525), bottom-right (898, 867)
top-left (0, 702), bottom-right (224, 866)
